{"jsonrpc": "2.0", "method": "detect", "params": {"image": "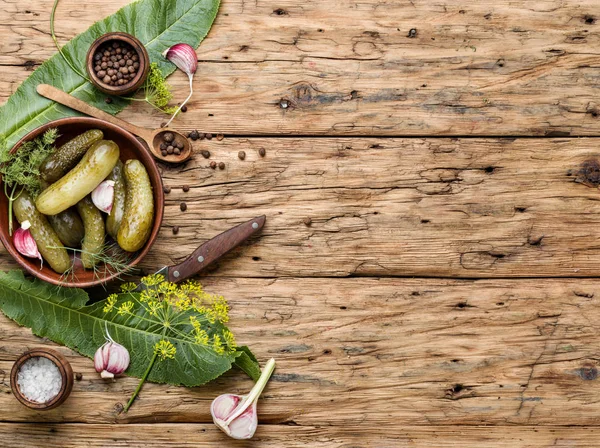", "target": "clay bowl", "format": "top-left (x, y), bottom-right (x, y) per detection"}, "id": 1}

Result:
top-left (86, 32), bottom-right (150, 96)
top-left (10, 348), bottom-right (74, 410)
top-left (0, 117), bottom-right (164, 288)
